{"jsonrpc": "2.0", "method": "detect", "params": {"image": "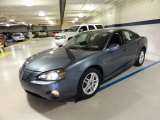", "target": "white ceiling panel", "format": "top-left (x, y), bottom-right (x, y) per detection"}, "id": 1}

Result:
top-left (0, 0), bottom-right (124, 26)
